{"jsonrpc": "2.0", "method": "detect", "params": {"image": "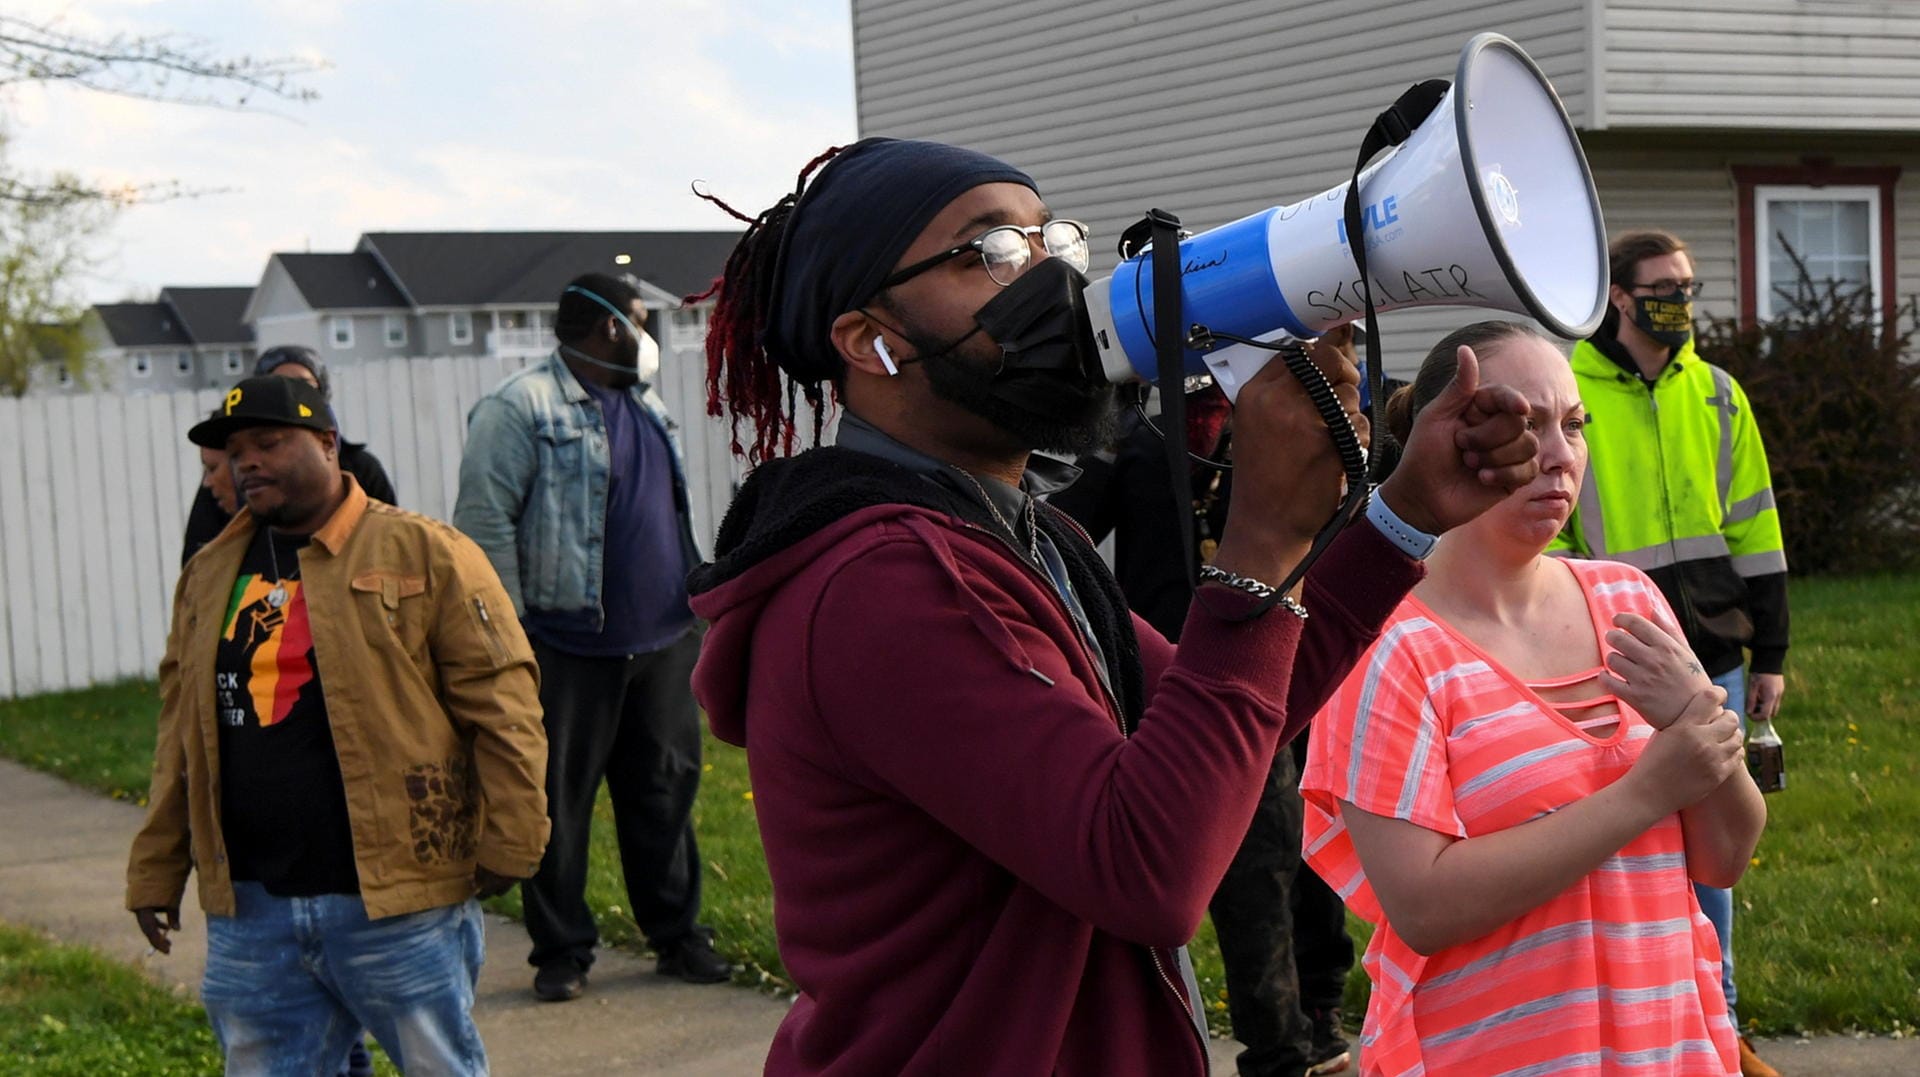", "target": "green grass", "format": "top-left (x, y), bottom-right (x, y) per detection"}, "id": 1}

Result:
top-left (0, 679), bottom-right (166, 804)
top-left (3, 575), bottom-right (1915, 1037)
top-left (484, 741), bottom-right (789, 993)
top-left (1723, 575), bottom-right (1920, 1034)
top-left (0, 921), bottom-right (220, 1075)
top-left (0, 922), bottom-right (401, 1074)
